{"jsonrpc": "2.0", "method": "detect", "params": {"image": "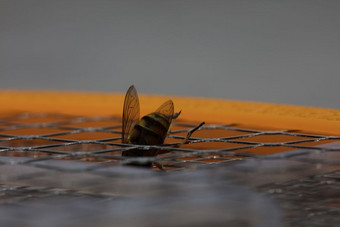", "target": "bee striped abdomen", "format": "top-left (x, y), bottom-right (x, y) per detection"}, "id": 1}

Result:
top-left (128, 113), bottom-right (171, 145)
